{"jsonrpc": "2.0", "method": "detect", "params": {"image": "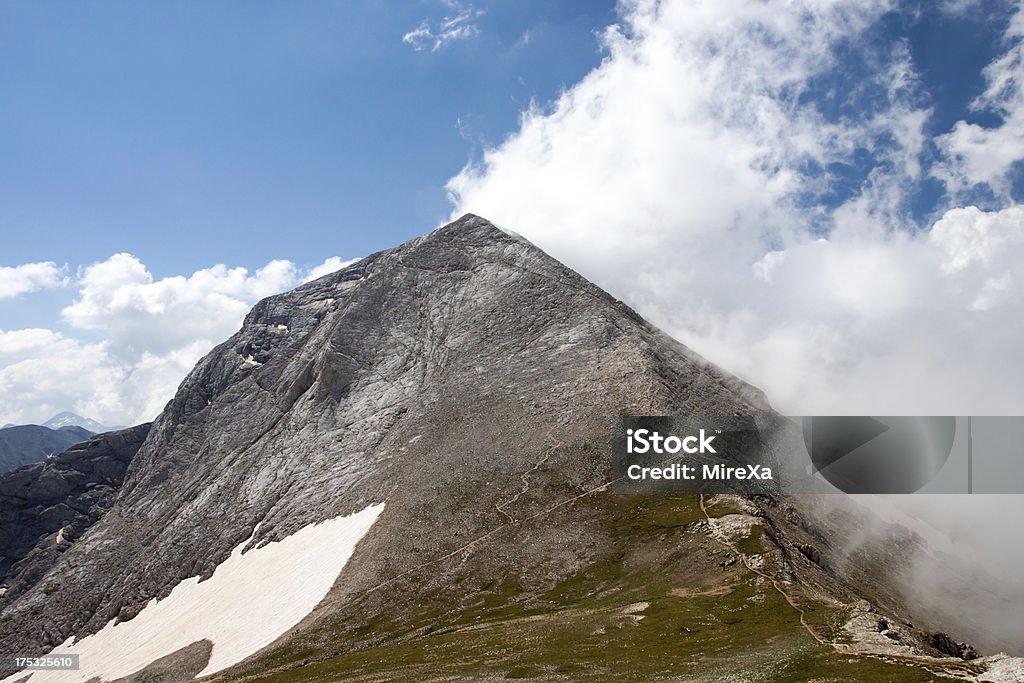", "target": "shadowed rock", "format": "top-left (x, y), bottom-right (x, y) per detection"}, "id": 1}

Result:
top-left (0, 425), bottom-right (94, 474)
top-left (0, 424), bottom-right (151, 610)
